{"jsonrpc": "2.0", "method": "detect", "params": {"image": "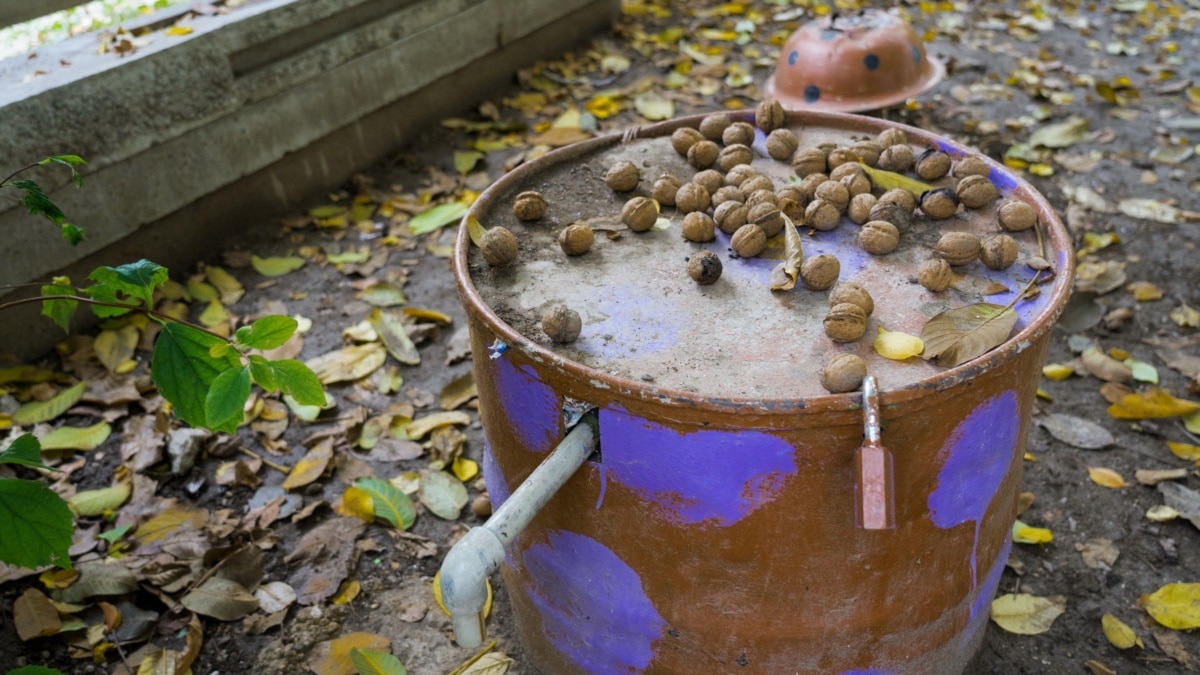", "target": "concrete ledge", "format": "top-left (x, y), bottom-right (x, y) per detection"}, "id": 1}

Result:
top-left (1, 0), bottom-right (619, 360)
